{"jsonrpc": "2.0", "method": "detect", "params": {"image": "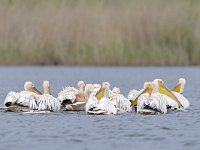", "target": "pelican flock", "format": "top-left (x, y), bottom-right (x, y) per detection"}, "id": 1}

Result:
top-left (3, 78), bottom-right (190, 115)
